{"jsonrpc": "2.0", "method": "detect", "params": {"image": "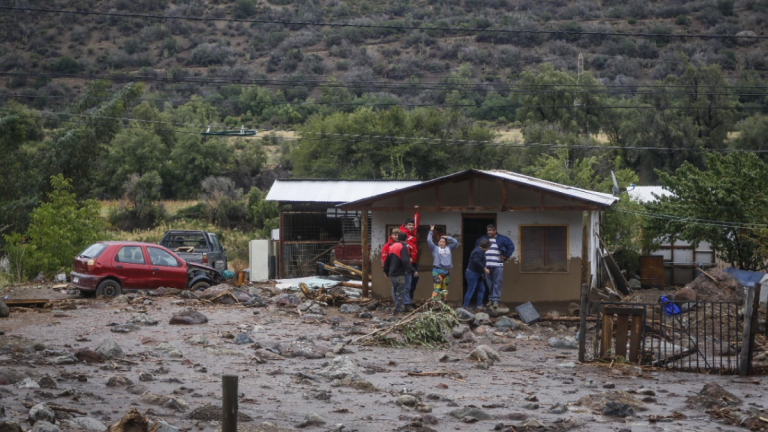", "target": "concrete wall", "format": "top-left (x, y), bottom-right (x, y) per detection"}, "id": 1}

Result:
top-left (369, 208), bottom-right (589, 308)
